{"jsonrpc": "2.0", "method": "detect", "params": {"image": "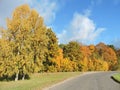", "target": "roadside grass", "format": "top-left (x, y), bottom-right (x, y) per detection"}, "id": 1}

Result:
top-left (0, 72), bottom-right (81, 90)
top-left (112, 73), bottom-right (120, 83)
